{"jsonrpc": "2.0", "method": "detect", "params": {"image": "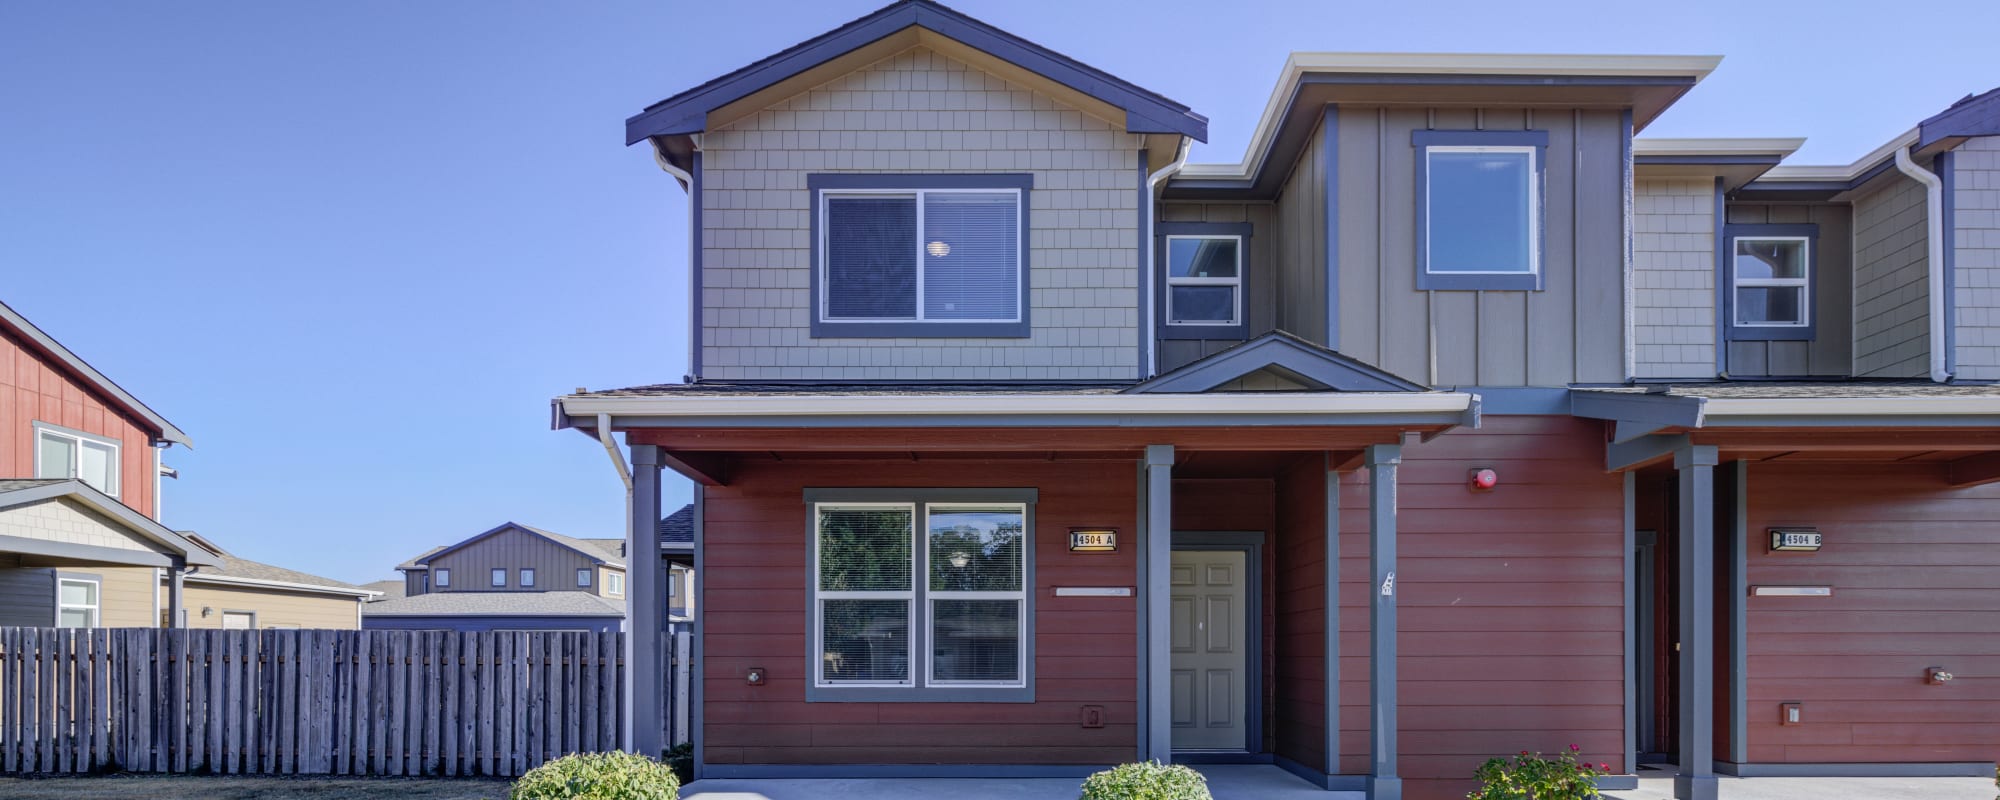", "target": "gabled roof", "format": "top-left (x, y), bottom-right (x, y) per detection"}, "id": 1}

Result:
top-left (625, 0), bottom-right (1206, 146)
top-left (401, 522), bottom-right (626, 571)
top-left (659, 504), bottom-right (693, 550)
top-left (361, 590), bottom-right (625, 619)
top-left (1126, 331), bottom-right (1430, 395)
top-left (187, 551), bottom-right (377, 599)
top-left (0, 479), bottom-right (219, 567)
top-left (0, 299), bottom-right (191, 448)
